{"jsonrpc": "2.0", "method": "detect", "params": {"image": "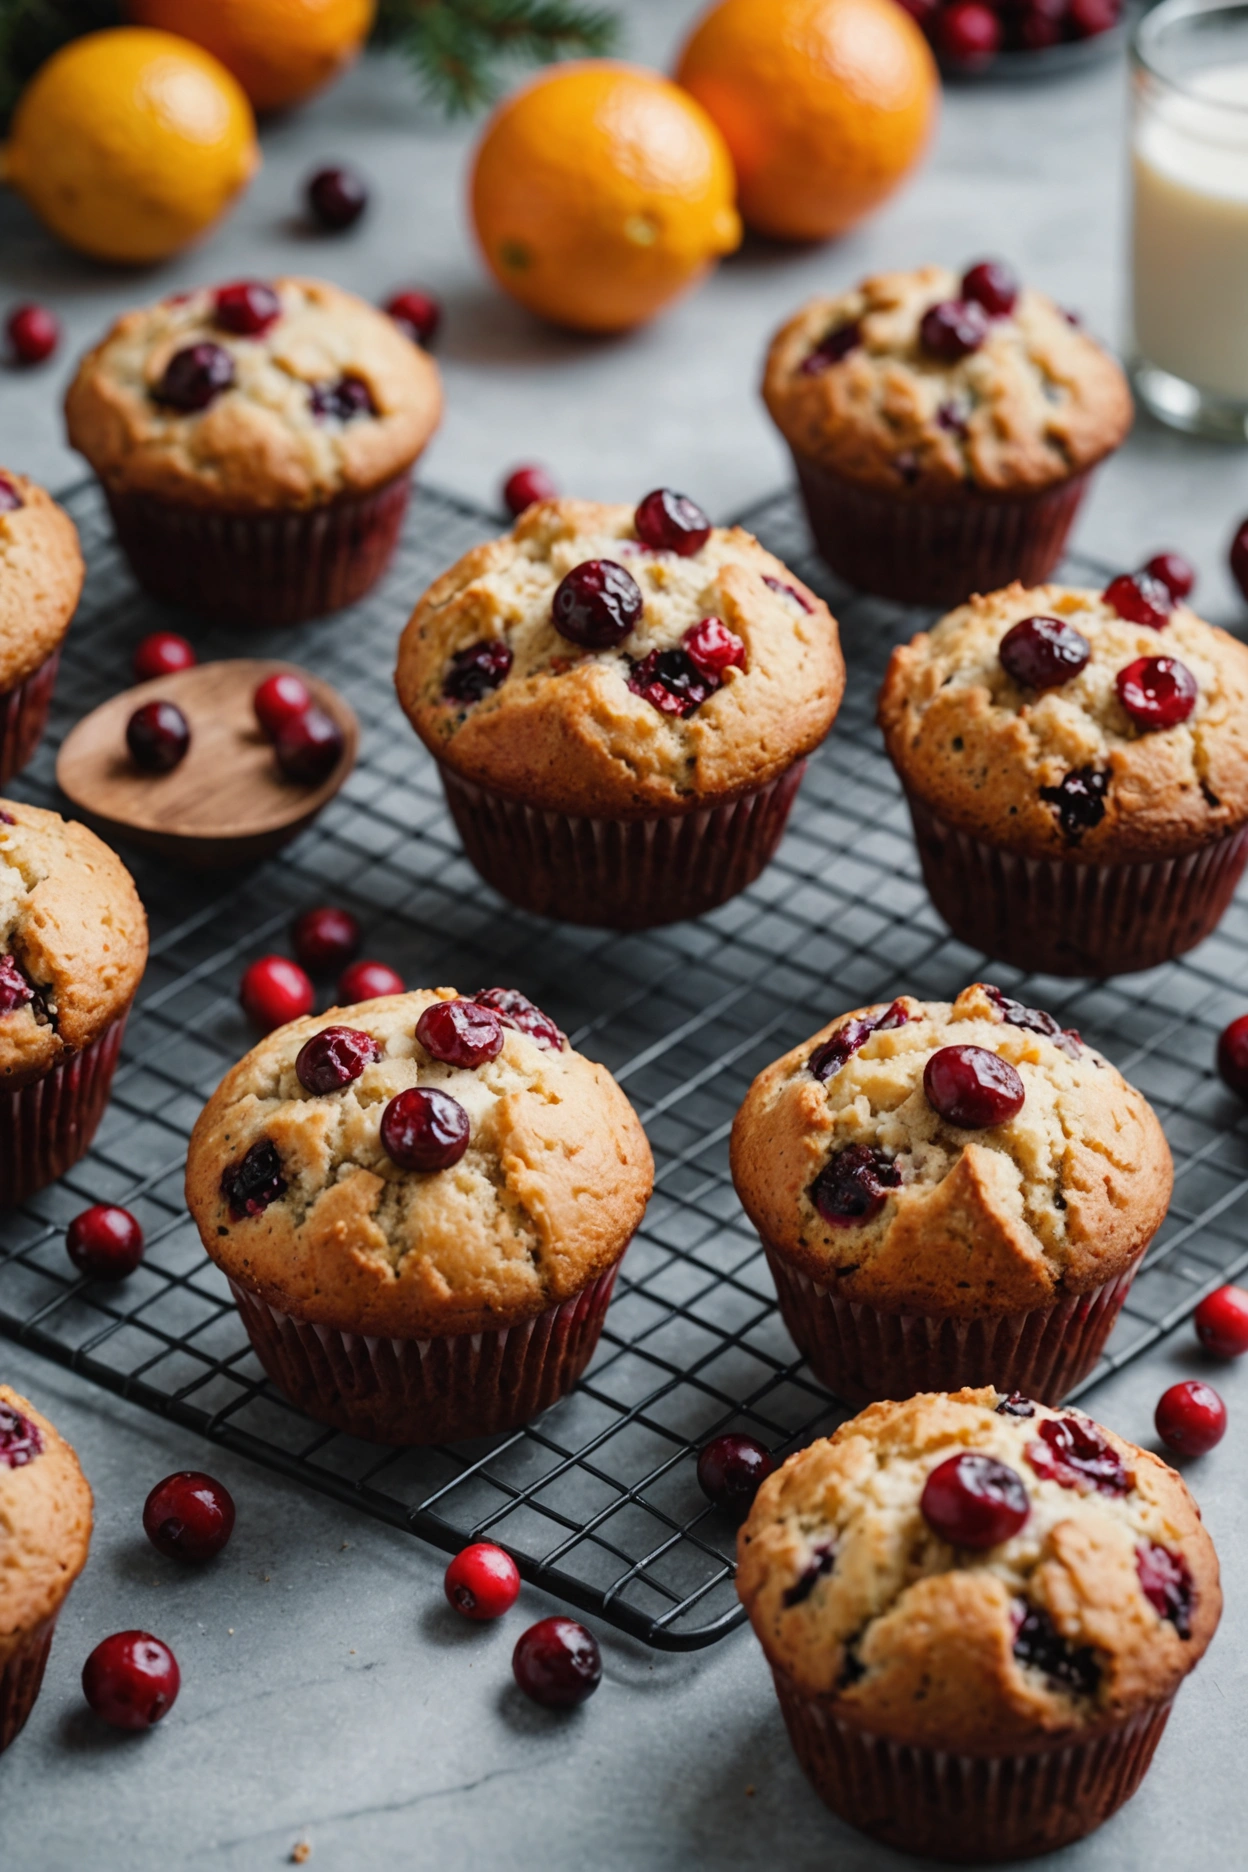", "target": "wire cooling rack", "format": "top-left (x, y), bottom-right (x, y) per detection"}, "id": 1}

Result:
top-left (2, 480), bottom-right (1248, 1651)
